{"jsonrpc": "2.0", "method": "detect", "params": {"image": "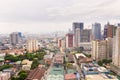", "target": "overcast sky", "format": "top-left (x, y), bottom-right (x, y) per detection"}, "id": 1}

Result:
top-left (0, 0), bottom-right (120, 34)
